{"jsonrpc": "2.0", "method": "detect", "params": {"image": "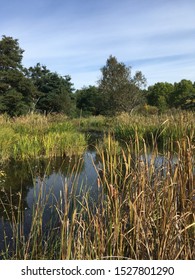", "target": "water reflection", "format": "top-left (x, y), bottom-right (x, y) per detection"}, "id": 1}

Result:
top-left (0, 150), bottom-right (100, 252)
top-left (1, 144), bottom-right (192, 255)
